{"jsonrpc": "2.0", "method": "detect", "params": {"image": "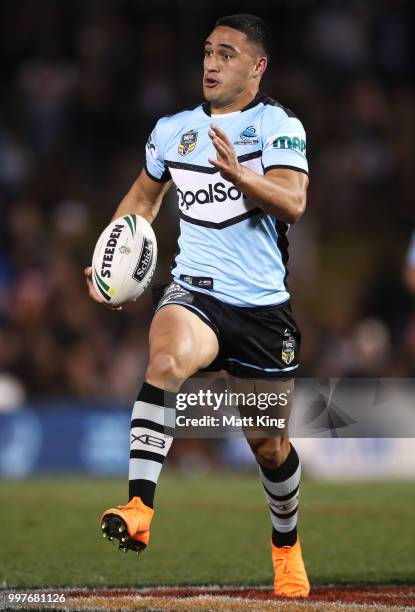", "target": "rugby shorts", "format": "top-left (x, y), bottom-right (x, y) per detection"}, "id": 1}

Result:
top-left (152, 280), bottom-right (301, 380)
